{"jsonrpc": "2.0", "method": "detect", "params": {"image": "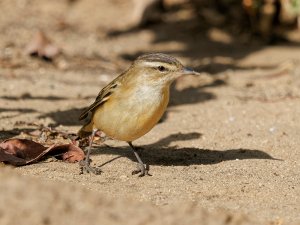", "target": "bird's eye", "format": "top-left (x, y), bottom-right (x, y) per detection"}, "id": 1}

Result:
top-left (157, 66), bottom-right (166, 72)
